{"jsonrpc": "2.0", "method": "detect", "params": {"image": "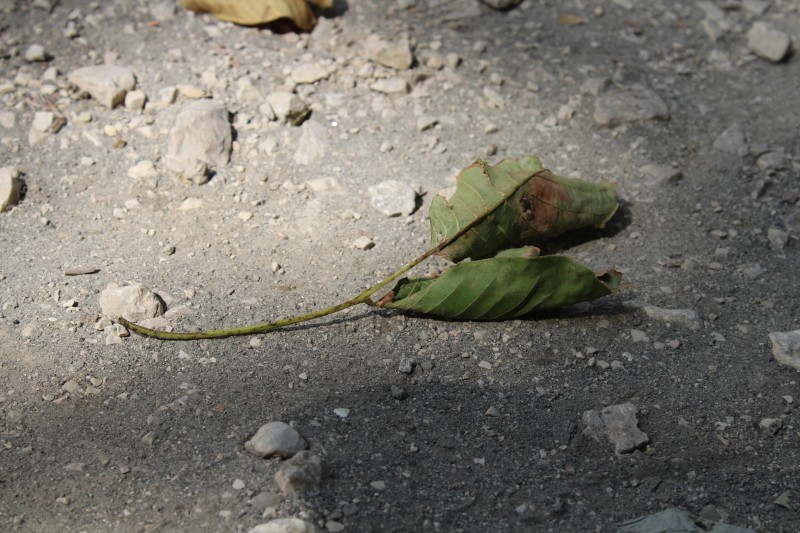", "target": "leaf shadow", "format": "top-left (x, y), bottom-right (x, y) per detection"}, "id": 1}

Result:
top-left (537, 199), bottom-right (633, 255)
